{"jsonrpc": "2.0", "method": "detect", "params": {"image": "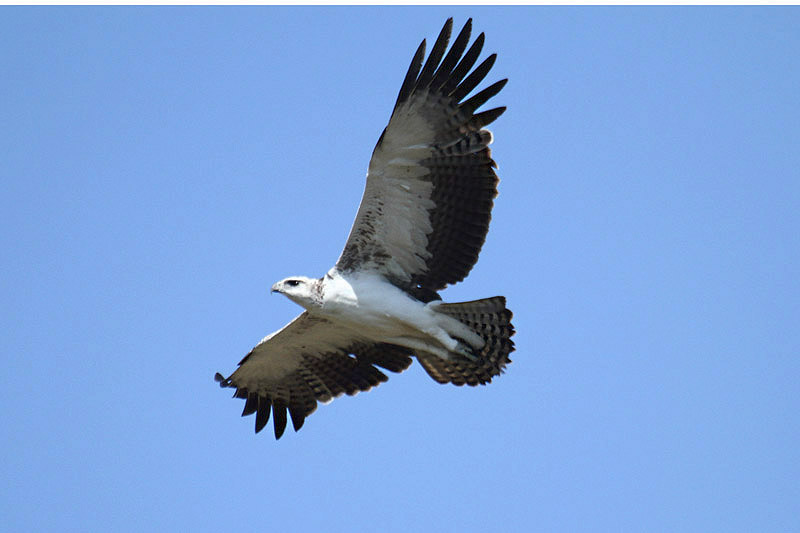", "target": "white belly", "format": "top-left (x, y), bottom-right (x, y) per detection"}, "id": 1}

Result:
top-left (319, 272), bottom-right (426, 338)
top-left (314, 271), bottom-right (482, 359)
